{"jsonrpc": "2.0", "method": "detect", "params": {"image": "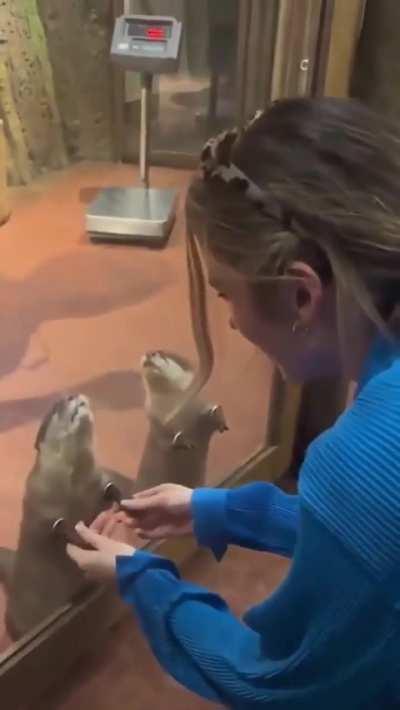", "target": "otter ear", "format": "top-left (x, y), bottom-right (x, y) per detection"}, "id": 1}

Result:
top-left (285, 261), bottom-right (324, 329)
